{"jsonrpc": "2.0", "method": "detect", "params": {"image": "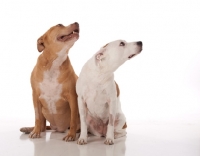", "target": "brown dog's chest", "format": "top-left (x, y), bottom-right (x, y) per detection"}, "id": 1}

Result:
top-left (39, 50), bottom-right (68, 114)
top-left (39, 69), bottom-right (63, 114)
